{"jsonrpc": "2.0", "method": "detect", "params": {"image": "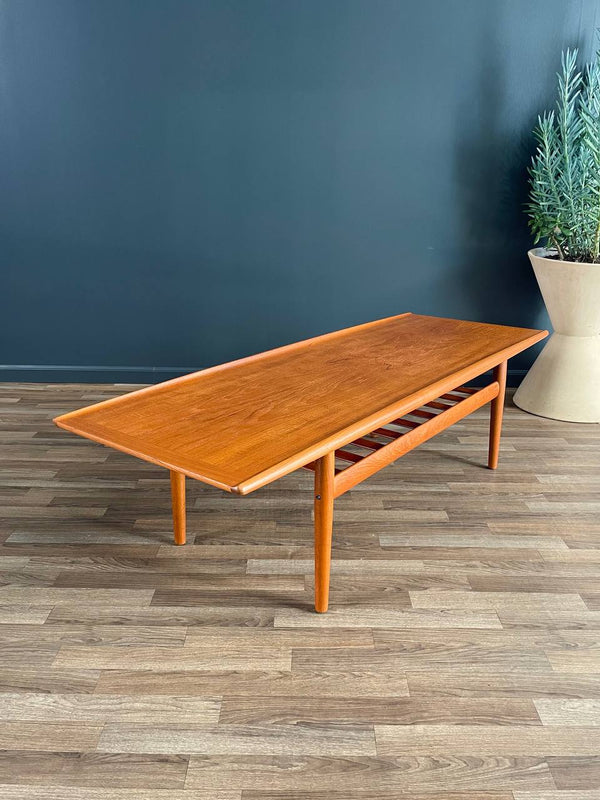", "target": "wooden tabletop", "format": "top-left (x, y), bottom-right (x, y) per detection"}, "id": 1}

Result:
top-left (54, 313), bottom-right (547, 494)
